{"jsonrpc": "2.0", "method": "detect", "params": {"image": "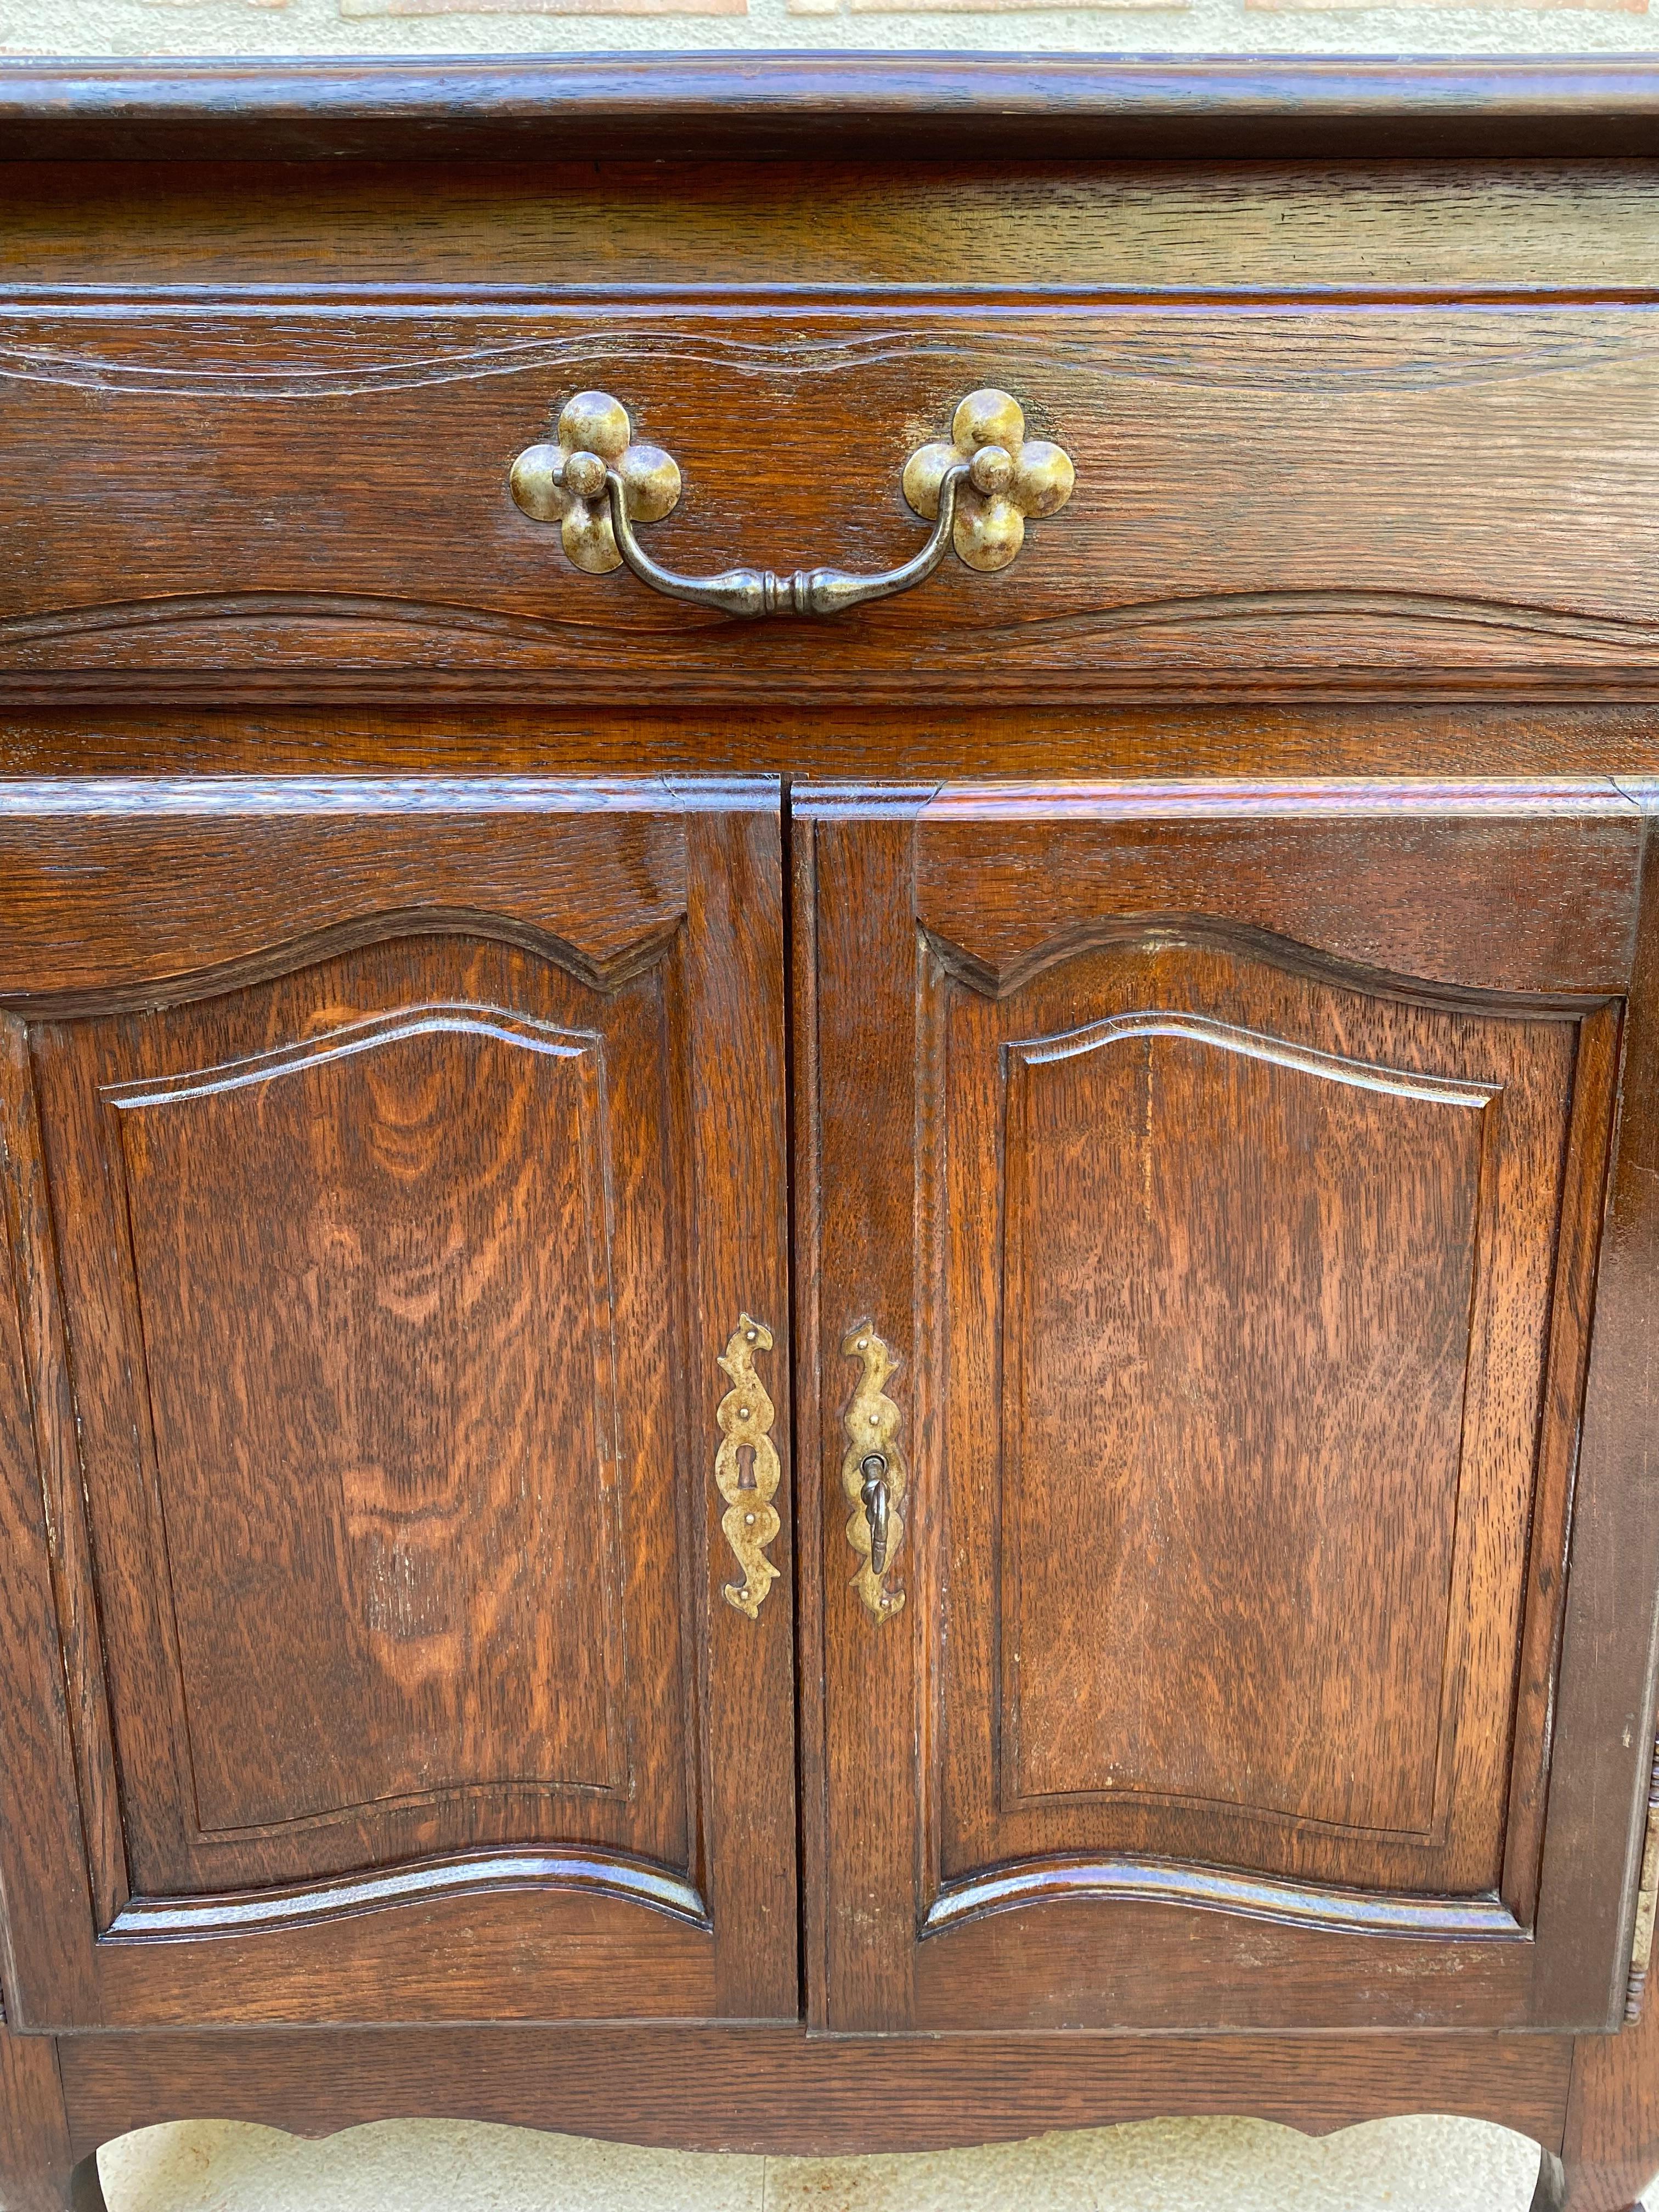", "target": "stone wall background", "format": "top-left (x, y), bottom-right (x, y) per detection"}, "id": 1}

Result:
top-left (4, 0), bottom-right (1659, 61)
top-left (95, 2110), bottom-right (1553, 2212)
